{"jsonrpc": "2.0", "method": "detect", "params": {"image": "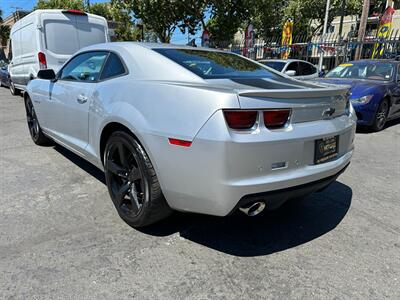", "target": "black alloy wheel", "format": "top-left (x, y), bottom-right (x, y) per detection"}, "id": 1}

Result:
top-left (372, 99), bottom-right (389, 132)
top-left (104, 131), bottom-right (172, 227)
top-left (24, 96), bottom-right (51, 145)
